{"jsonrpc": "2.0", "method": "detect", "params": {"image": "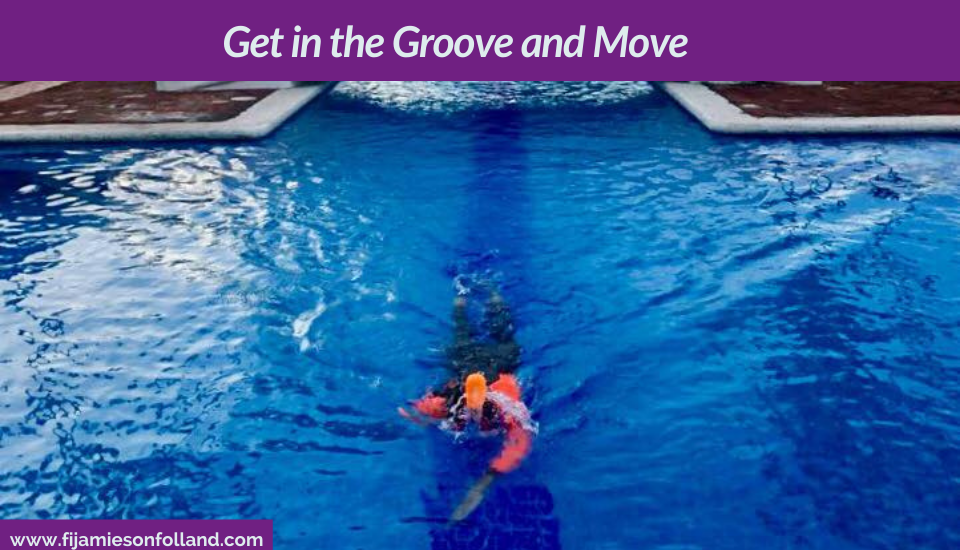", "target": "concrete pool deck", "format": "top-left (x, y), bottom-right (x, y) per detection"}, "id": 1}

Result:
top-left (660, 81), bottom-right (960, 135)
top-left (0, 81), bottom-right (332, 143)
